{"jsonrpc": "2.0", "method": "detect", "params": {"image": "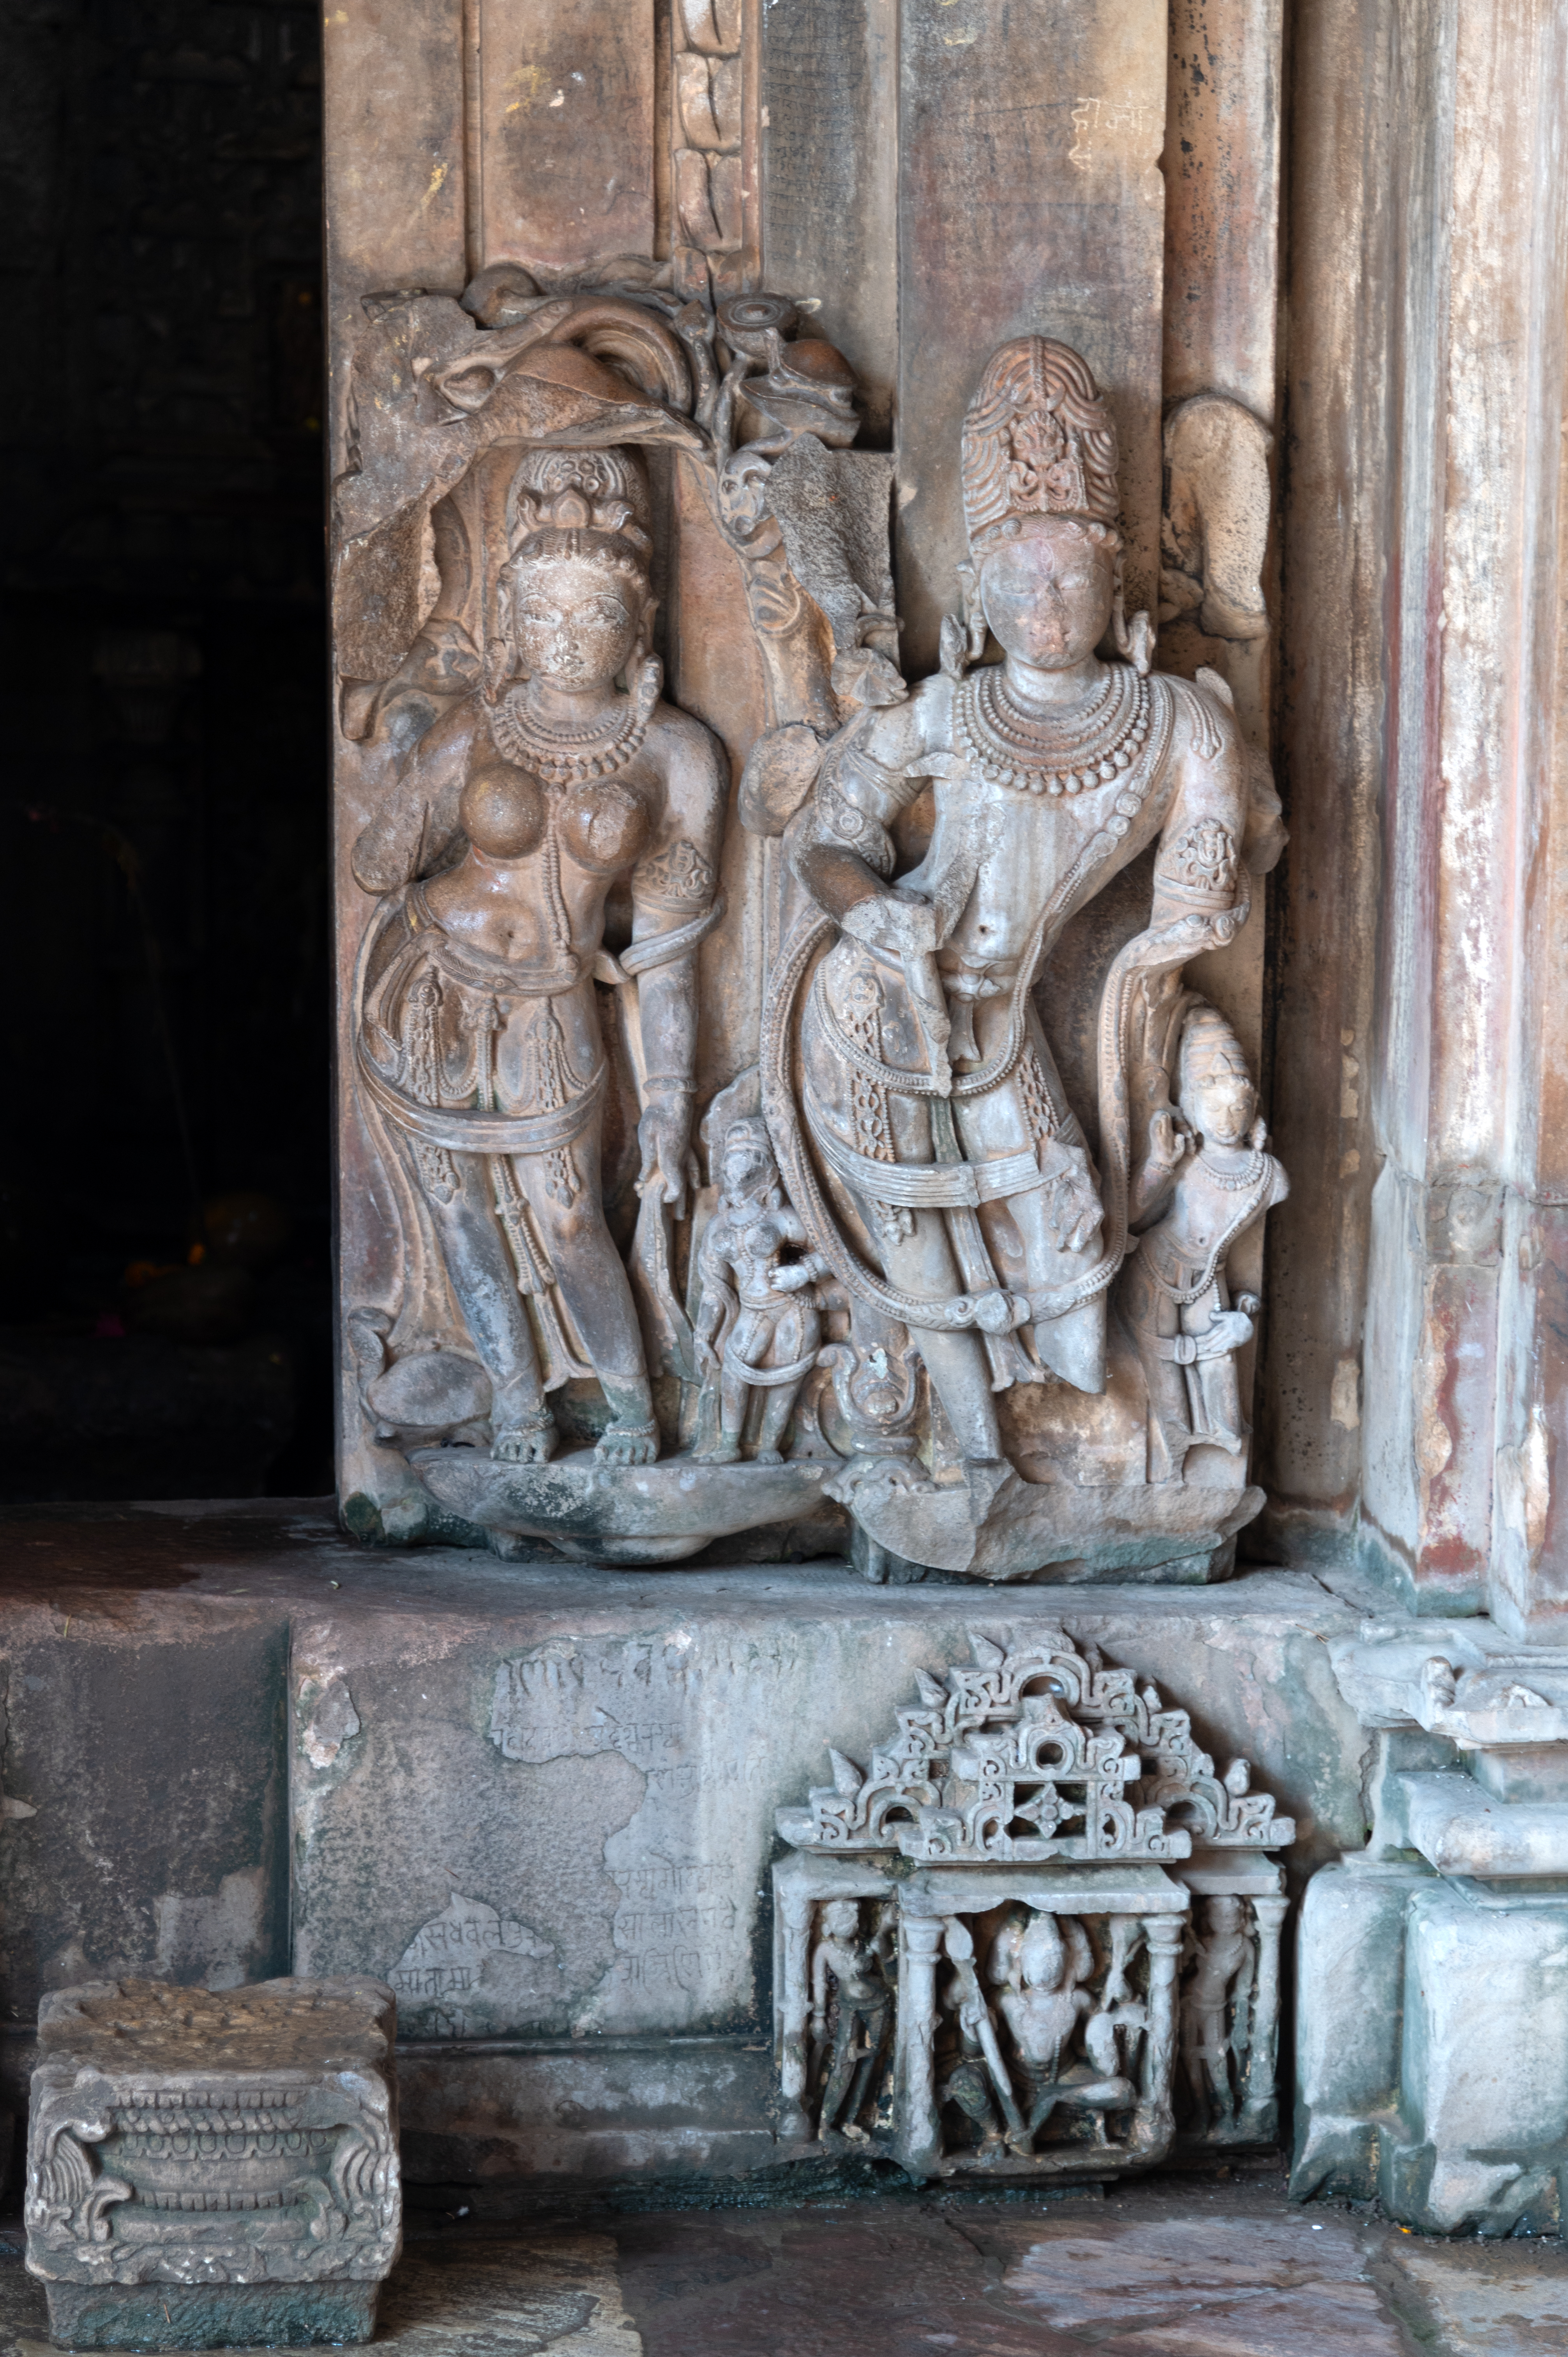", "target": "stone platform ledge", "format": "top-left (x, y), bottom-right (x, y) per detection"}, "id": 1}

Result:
top-left (0, 1500), bottom-right (1374, 2159)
